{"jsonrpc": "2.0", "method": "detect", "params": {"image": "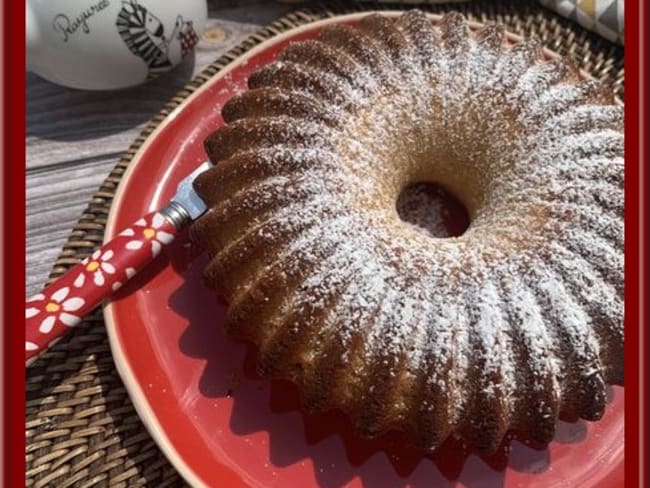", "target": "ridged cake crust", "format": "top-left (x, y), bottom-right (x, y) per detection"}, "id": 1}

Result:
top-left (191, 11), bottom-right (624, 452)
